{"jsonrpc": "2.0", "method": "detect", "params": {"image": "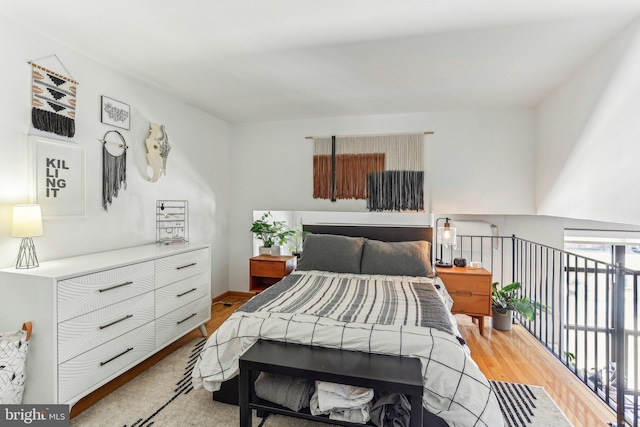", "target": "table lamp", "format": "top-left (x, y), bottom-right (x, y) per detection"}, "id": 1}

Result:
top-left (12, 204), bottom-right (44, 269)
top-left (435, 217), bottom-right (457, 268)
